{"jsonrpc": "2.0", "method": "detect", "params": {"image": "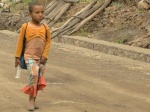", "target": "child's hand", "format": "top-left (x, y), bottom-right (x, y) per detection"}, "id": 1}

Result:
top-left (15, 57), bottom-right (21, 67)
top-left (40, 56), bottom-right (47, 65)
top-left (39, 64), bottom-right (46, 75)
